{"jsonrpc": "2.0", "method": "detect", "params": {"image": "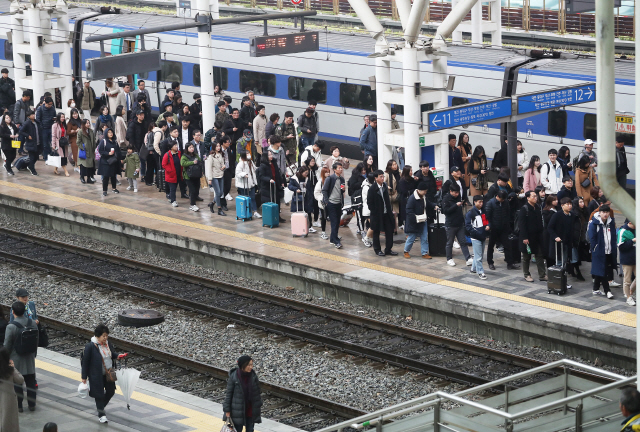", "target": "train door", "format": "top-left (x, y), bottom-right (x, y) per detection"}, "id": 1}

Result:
top-left (122, 39), bottom-right (136, 86)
